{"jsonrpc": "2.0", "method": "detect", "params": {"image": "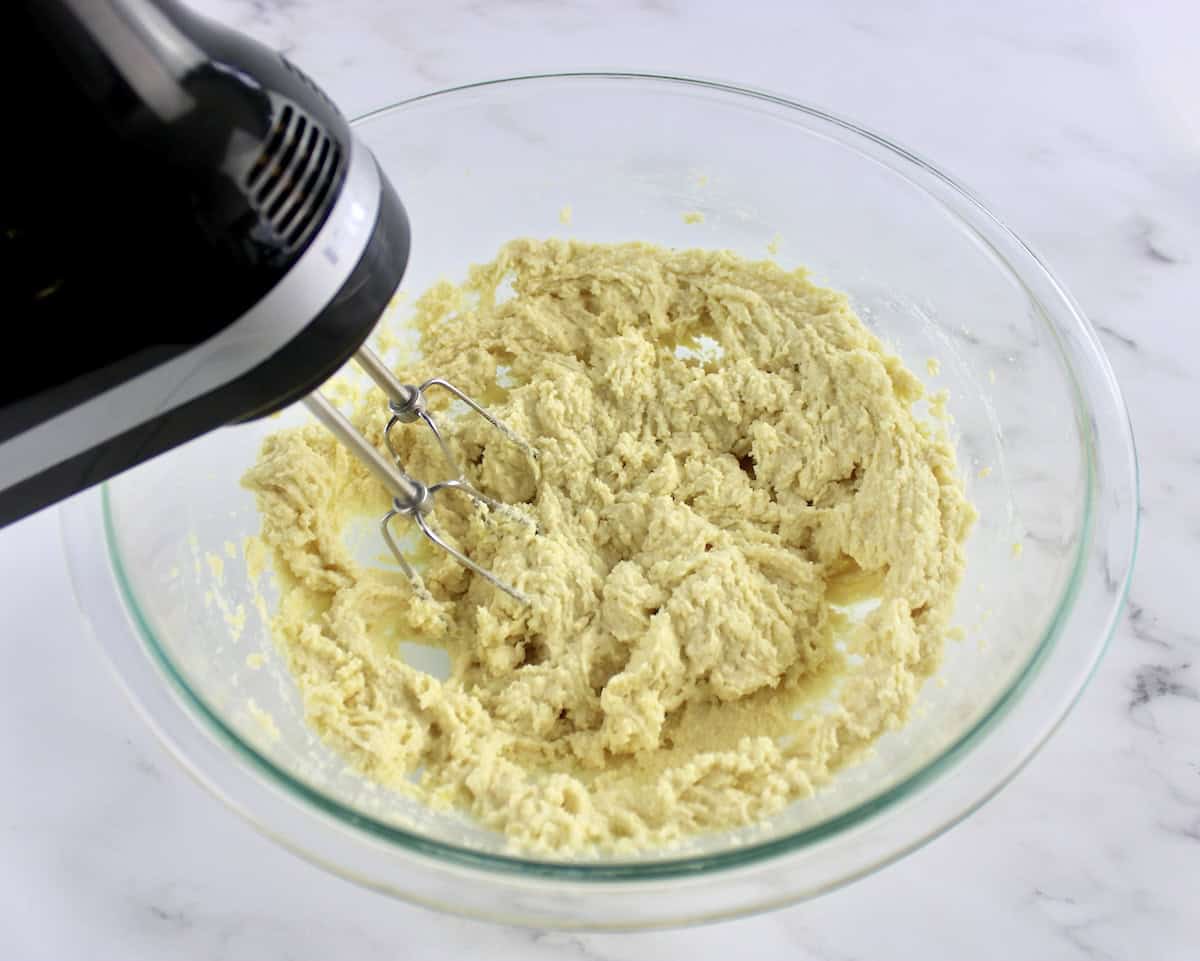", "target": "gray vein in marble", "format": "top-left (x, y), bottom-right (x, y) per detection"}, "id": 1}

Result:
top-left (1094, 323), bottom-right (1137, 352)
top-left (973, 17), bottom-right (1120, 70)
top-left (1128, 662), bottom-right (1199, 735)
top-left (636, 0), bottom-right (683, 15)
top-left (487, 105), bottom-right (550, 146)
top-left (460, 0), bottom-right (592, 35)
top-left (120, 736), bottom-right (164, 780)
top-left (770, 912), bottom-right (871, 961)
top-left (1088, 320), bottom-right (1198, 383)
top-left (238, 0), bottom-right (303, 25)
top-left (1126, 600), bottom-right (1196, 651)
top-left (1127, 603), bottom-right (1170, 649)
top-left (534, 933), bottom-right (608, 961)
top-left (846, 16), bottom-right (885, 39)
top-left (1022, 528), bottom-right (1075, 553)
top-left (410, 55), bottom-right (454, 87)
top-left (146, 901), bottom-right (194, 932)
top-left (1141, 236), bottom-right (1180, 265)
top-left (1131, 215), bottom-right (1188, 266)
top-left (1160, 813), bottom-right (1200, 844)
top-left (1058, 123), bottom-right (1162, 182)
top-left (1031, 887), bottom-right (1118, 961)
top-left (125, 882), bottom-right (400, 961)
